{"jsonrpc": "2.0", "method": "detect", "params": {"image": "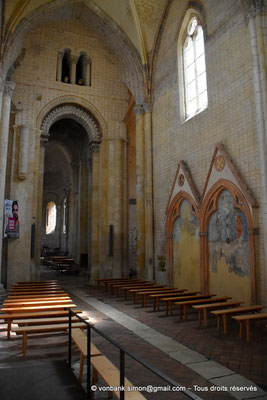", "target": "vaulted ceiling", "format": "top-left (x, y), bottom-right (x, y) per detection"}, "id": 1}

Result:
top-left (2, 0), bottom-right (169, 65)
